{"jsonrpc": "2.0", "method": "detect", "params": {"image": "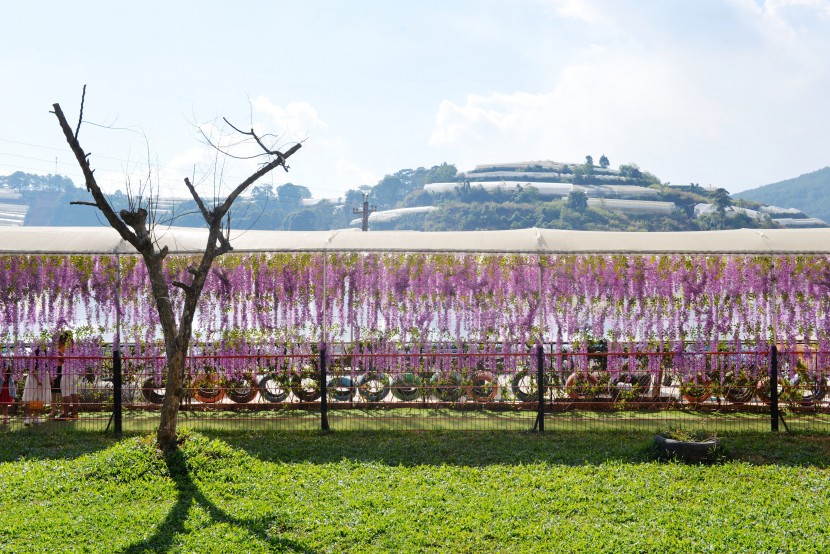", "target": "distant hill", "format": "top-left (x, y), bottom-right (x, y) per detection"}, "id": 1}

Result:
top-left (4, 162), bottom-right (825, 232)
top-left (735, 167), bottom-right (830, 223)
